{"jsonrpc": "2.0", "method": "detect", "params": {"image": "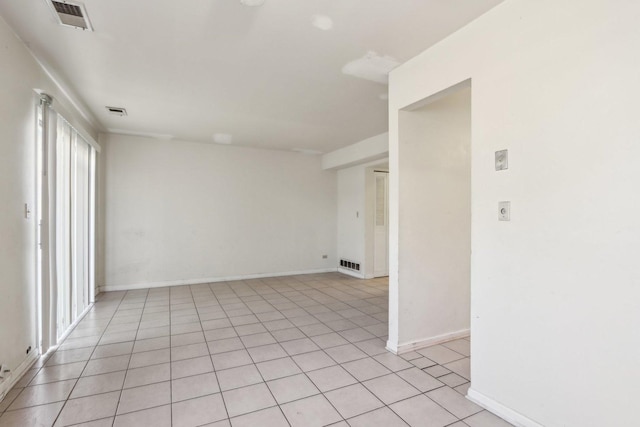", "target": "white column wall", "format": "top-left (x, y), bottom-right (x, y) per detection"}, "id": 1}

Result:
top-left (389, 1), bottom-right (640, 426)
